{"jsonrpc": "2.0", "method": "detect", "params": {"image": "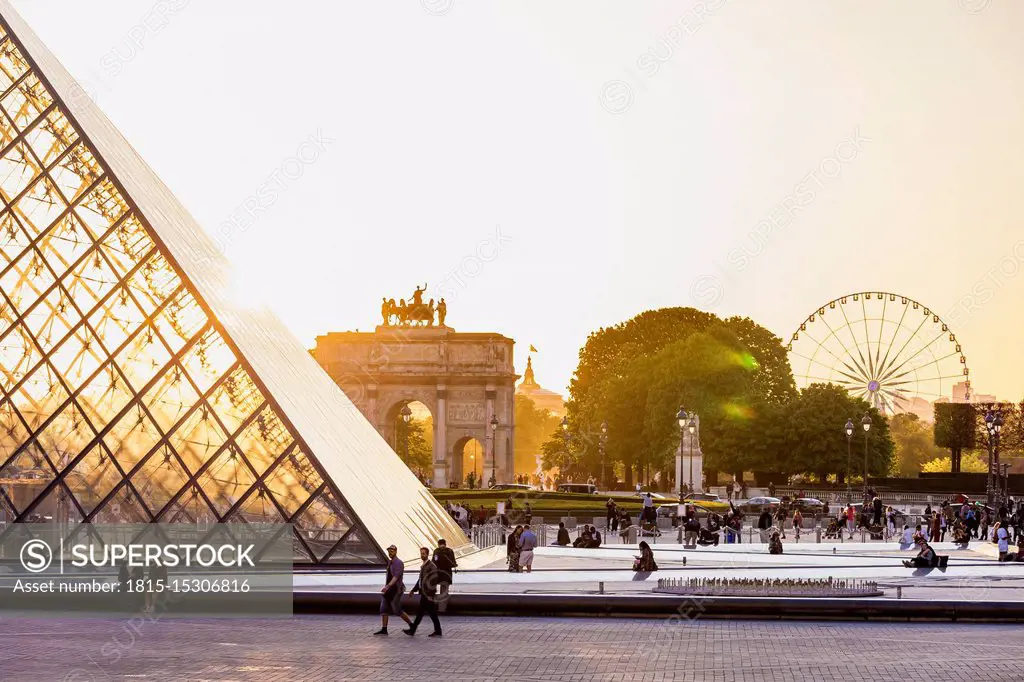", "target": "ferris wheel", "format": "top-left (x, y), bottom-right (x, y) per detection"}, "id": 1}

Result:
top-left (786, 292), bottom-right (970, 414)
